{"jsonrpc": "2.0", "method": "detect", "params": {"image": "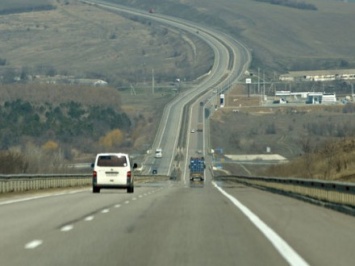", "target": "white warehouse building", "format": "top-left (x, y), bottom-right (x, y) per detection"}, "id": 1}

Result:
top-left (279, 69), bottom-right (355, 82)
top-left (306, 93), bottom-right (337, 104)
top-left (275, 91), bottom-right (337, 104)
